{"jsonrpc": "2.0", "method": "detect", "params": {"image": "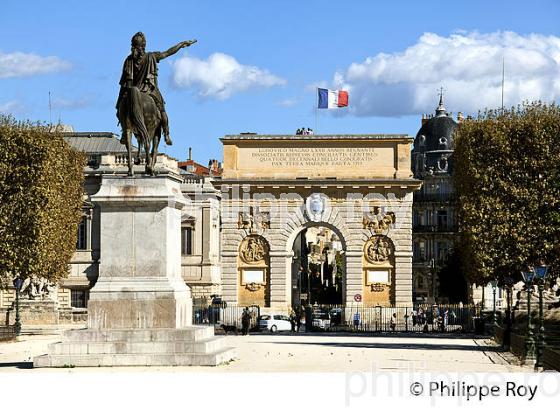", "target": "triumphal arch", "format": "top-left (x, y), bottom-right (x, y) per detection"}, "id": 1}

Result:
top-left (216, 134), bottom-right (421, 310)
